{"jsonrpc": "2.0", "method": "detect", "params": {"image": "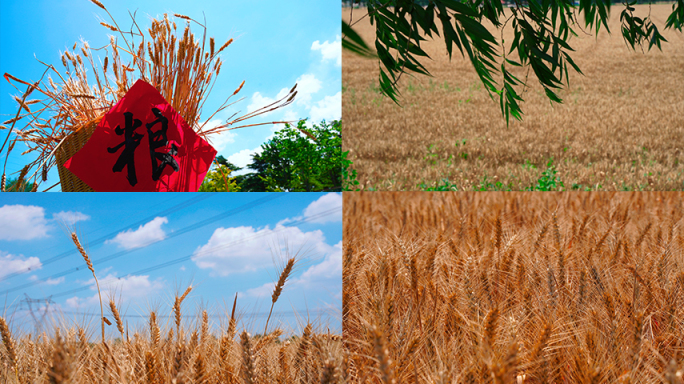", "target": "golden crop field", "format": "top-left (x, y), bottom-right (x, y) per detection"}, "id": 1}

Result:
top-left (0, 234), bottom-right (343, 384)
top-left (343, 192), bottom-right (684, 383)
top-left (0, 312), bottom-right (341, 384)
top-left (342, 5), bottom-right (684, 191)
